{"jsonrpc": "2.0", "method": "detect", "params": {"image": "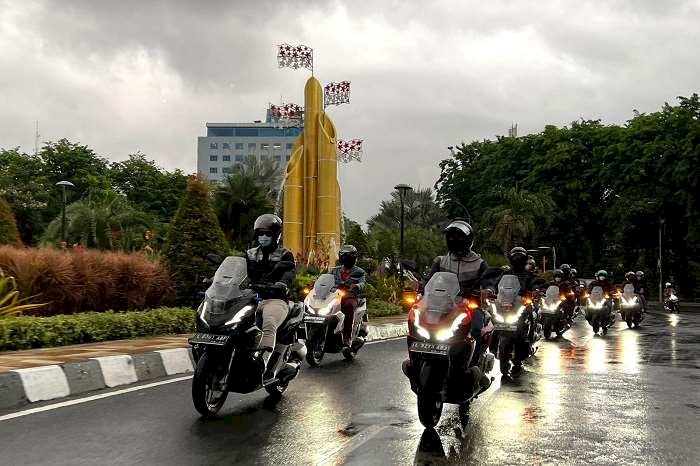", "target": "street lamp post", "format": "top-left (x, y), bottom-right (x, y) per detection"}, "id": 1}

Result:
top-left (395, 184), bottom-right (413, 288)
top-left (55, 181), bottom-right (75, 245)
top-left (659, 217), bottom-right (664, 305)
